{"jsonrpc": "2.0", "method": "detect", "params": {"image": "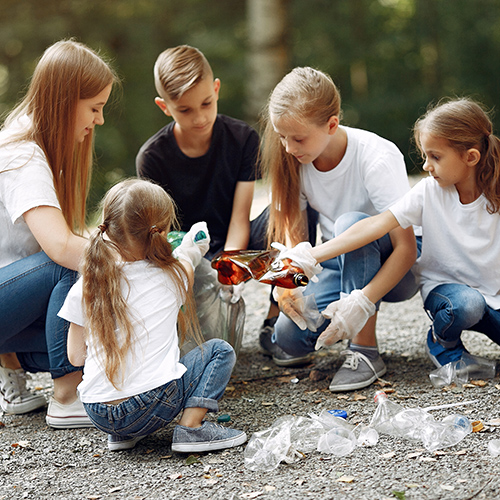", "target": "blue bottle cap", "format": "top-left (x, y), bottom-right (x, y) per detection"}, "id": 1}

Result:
top-left (217, 414), bottom-right (231, 423)
top-left (327, 409), bottom-right (347, 419)
top-left (194, 230), bottom-right (207, 242)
